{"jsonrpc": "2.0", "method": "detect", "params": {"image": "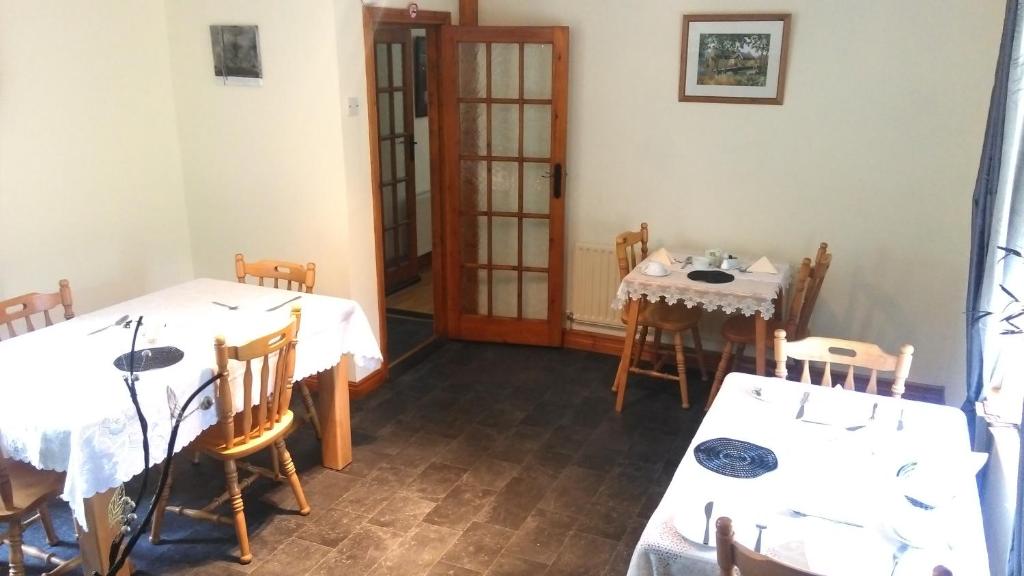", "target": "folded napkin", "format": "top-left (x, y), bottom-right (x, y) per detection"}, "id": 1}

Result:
top-left (747, 256), bottom-right (778, 274)
top-left (649, 248), bottom-right (674, 267)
